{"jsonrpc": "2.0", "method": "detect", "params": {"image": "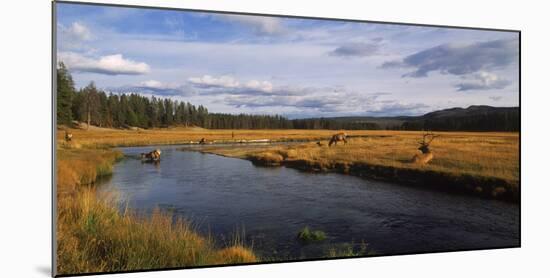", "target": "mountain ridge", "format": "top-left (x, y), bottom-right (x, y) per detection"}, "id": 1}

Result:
top-left (317, 106), bottom-right (519, 131)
